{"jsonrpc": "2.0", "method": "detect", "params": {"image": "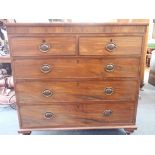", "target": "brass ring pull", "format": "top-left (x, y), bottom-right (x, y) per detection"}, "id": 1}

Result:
top-left (103, 110), bottom-right (112, 117)
top-left (42, 89), bottom-right (53, 97)
top-left (104, 87), bottom-right (113, 95)
top-left (40, 64), bottom-right (52, 73)
top-left (105, 40), bottom-right (117, 52)
top-left (105, 64), bottom-right (115, 72)
top-left (44, 112), bottom-right (55, 119)
top-left (39, 41), bottom-right (50, 52)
